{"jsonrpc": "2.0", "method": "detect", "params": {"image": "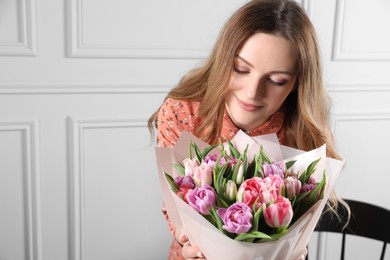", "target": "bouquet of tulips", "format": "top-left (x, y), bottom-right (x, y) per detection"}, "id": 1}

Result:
top-left (155, 131), bottom-right (343, 260)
